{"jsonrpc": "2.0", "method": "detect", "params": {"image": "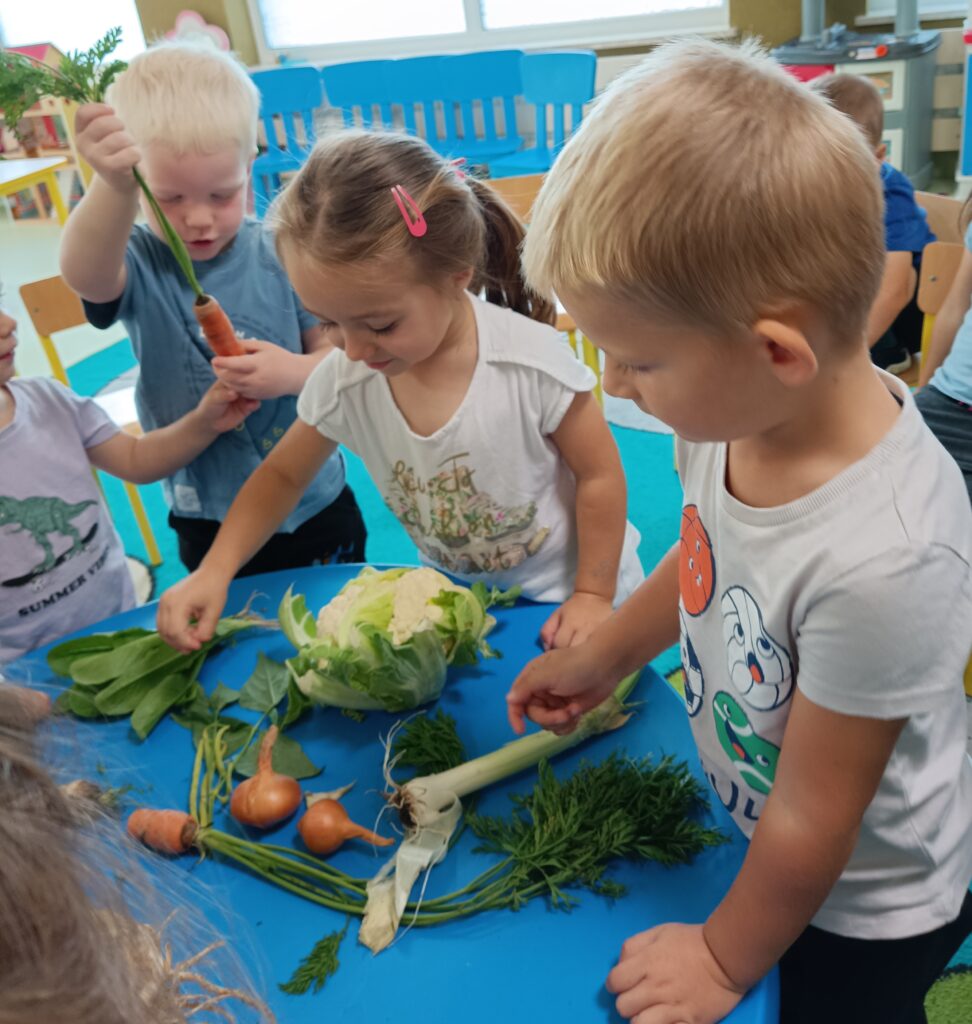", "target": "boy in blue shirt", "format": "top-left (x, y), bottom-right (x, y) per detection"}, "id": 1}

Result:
top-left (812, 73), bottom-right (935, 375)
top-left (60, 41), bottom-right (366, 575)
